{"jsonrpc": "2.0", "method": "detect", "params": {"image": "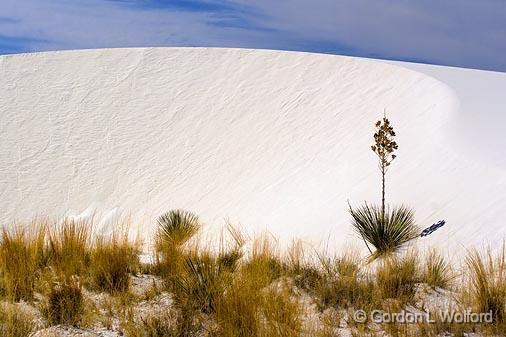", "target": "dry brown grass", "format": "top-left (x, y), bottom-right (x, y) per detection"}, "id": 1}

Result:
top-left (48, 219), bottom-right (92, 277)
top-left (375, 251), bottom-right (421, 302)
top-left (423, 249), bottom-right (454, 289)
top-left (90, 232), bottom-right (140, 294)
top-left (0, 224), bottom-right (47, 301)
top-left (0, 303), bottom-right (37, 337)
top-left (1, 212), bottom-right (506, 337)
top-left (41, 275), bottom-right (85, 326)
top-left (463, 245), bottom-right (506, 332)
